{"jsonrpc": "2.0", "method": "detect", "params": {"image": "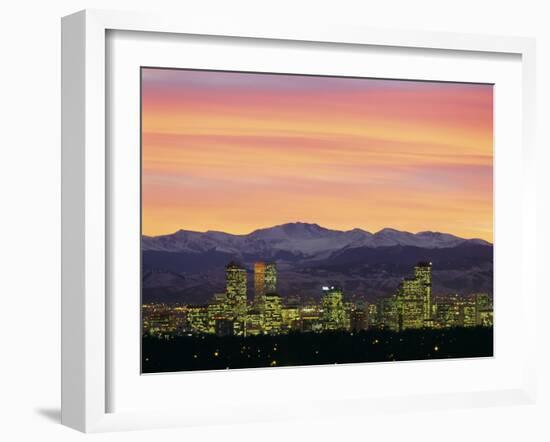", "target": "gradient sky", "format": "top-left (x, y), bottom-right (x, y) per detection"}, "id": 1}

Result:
top-left (142, 68), bottom-right (493, 241)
